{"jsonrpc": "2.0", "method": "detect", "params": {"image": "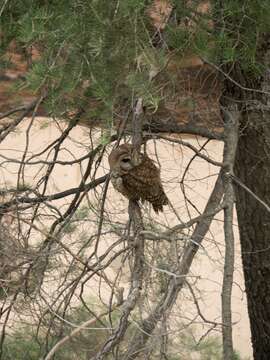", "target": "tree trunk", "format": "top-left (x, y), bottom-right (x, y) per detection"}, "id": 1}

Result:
top-left (234, 112), bottom-right (270, 359)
